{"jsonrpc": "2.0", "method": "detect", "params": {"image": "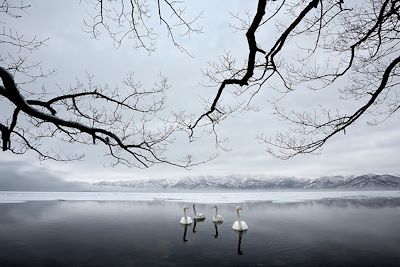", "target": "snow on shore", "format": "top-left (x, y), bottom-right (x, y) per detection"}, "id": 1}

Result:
top-left (1, 190), bottom-right (400, 204)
